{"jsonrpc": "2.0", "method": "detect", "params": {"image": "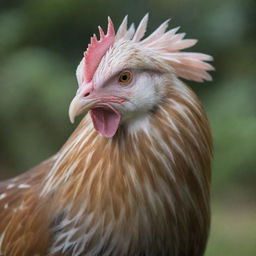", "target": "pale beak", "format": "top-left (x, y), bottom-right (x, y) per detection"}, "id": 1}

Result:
top-left (68, 95), bottom-right (97, 123)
